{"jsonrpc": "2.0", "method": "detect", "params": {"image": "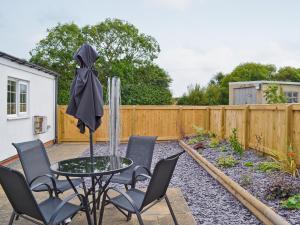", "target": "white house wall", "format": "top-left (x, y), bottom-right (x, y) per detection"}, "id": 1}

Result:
top-left (0, 57), bottom-right (56, 161)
